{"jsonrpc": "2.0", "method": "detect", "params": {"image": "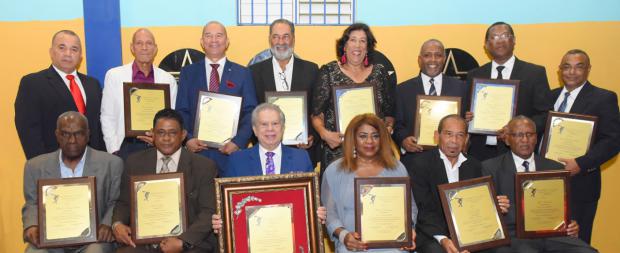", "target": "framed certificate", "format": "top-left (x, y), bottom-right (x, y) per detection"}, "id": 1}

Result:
top-left (468, 79), bottom-right (519, 135)
top-left (515, 170), bottom-right (570, 238)
top-left (354, 177), bottom-right (412, 248)
top-left (123, 82), bottom-right (171, 137)
top-left (194, 91), bottom-right (242, 148)
top-left (332, 84), bottom-right (378, 132)
top-left (540, 112), bottom-right (597, 163)
top-left (414, 95), bottom-right (461, 149)
top-left (215, 172), bottom-right (323, 253)
top-left (38, 177), bottom-right (97, 248)
top-left (130, 173), bottom-right (187, 244)
top-left (266, 91), bottom-right (308, 145)
top-left (438, 176), bottom-right (510, 252)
